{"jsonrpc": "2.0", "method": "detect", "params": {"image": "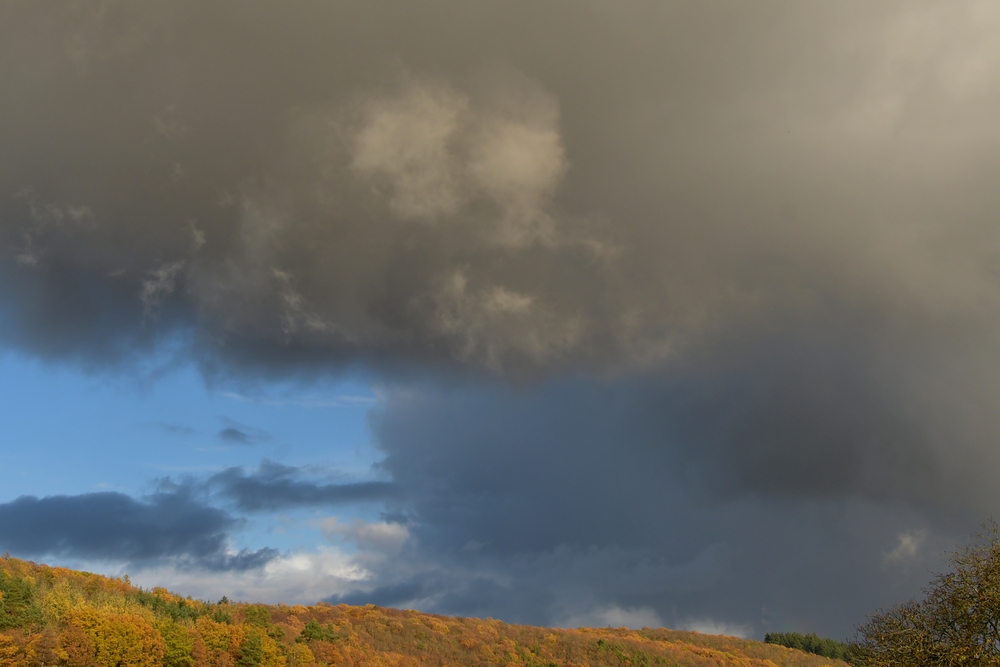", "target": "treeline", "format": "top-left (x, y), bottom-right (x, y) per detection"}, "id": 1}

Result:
top-left (764, 632), bottom-right (853, 661)
top-left (0, 555), bottom-right (849, 667)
